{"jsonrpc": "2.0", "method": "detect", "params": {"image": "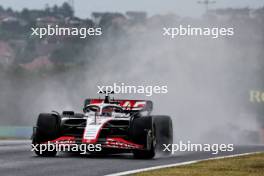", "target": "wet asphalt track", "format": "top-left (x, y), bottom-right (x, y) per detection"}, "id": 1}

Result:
top-left (0, 140), bottom-right (264, 176)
